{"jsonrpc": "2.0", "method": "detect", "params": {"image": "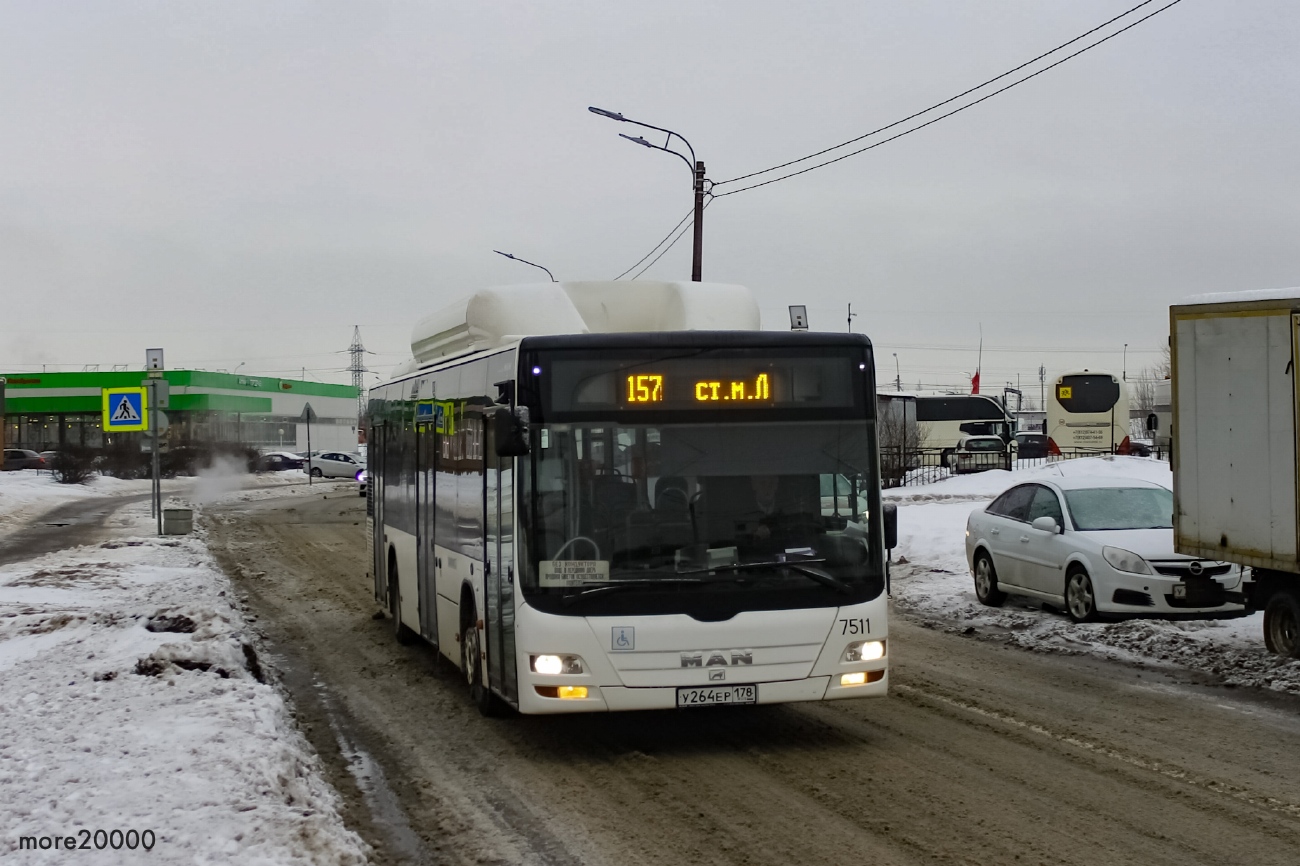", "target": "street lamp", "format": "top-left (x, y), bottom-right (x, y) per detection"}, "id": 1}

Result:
top-left (588, 106), bottom-right (706, 281)
top-left (892, 353), bottom-right (901, 392)
top-left (234, 362), bottom-right (246, 377)
top-left (493, 250), bottom-right (556, 282)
